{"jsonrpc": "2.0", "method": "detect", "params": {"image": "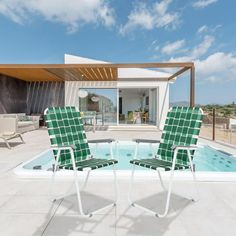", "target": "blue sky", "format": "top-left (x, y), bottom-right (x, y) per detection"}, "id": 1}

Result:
top-left (0, 0), bottom-right (235, 105)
